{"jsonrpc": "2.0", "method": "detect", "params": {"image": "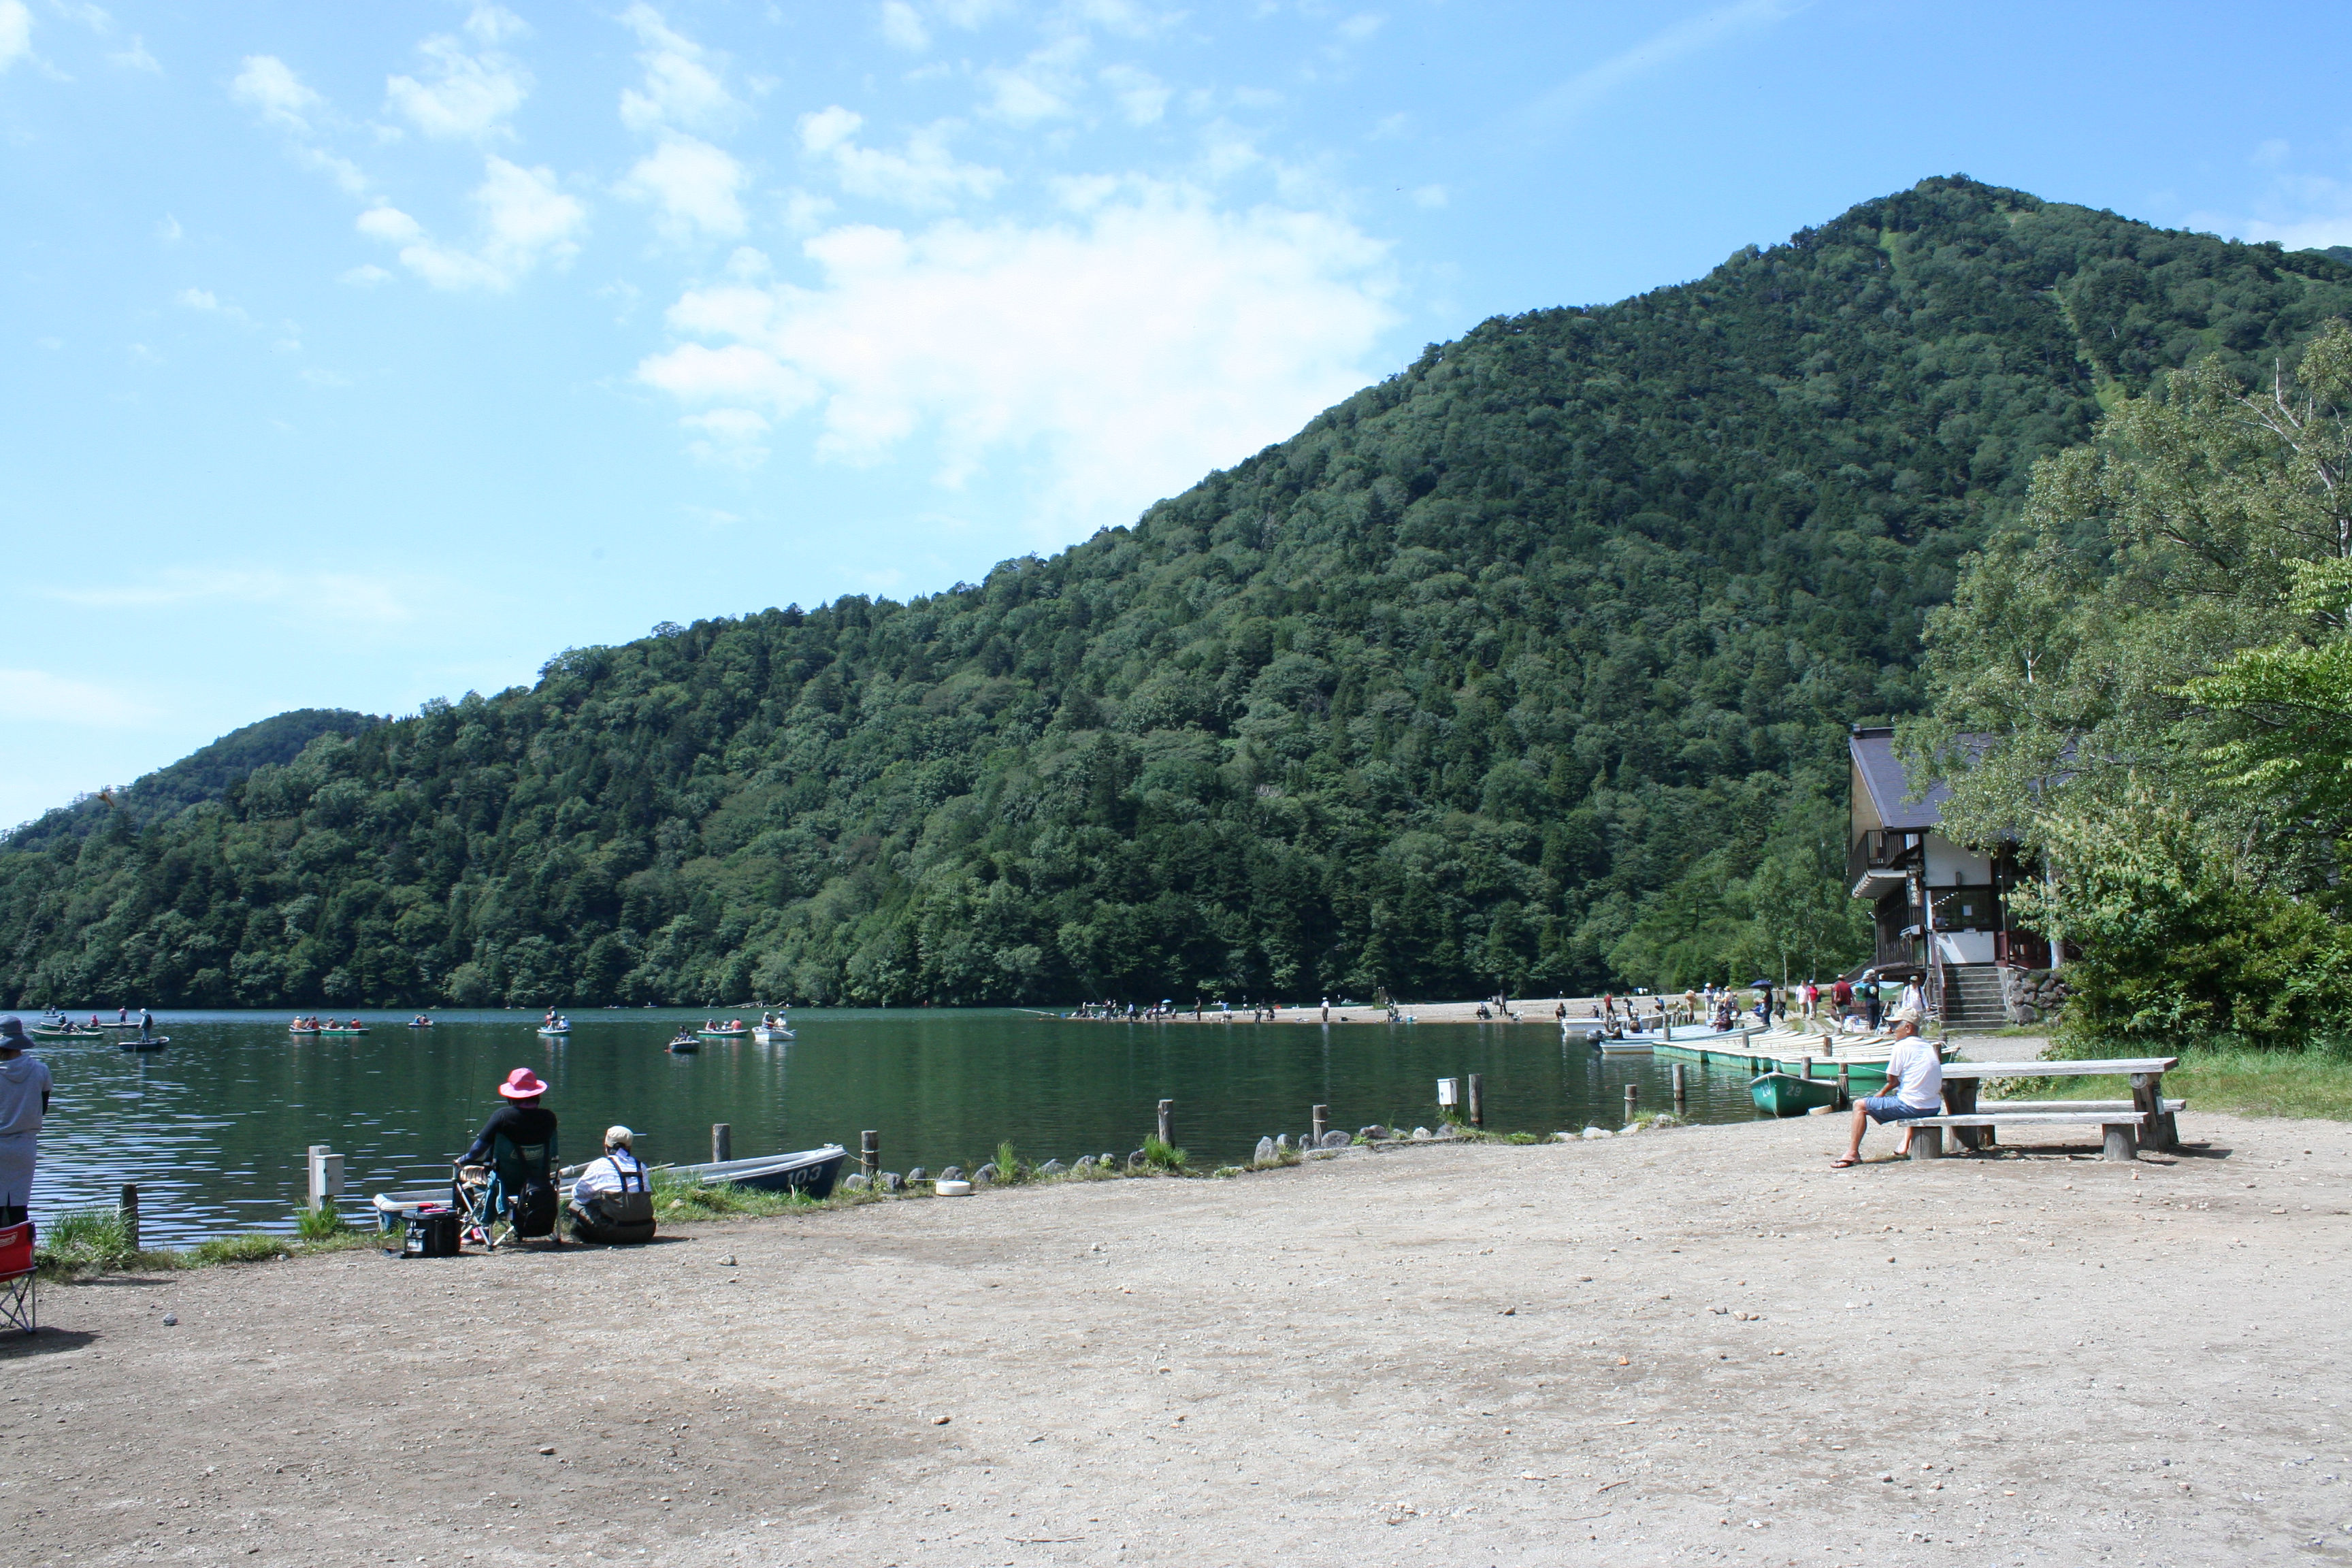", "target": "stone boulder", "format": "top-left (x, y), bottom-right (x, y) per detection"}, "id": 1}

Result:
top-left (1254, 1137), bottom-right (1277, 1164)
